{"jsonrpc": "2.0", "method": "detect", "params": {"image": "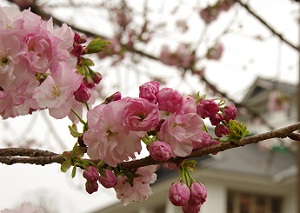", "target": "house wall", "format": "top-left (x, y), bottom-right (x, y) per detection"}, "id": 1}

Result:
top-left (199, 169), bottom-right (297, 213)
top-left (201, 180), bottom-right (227, 213)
